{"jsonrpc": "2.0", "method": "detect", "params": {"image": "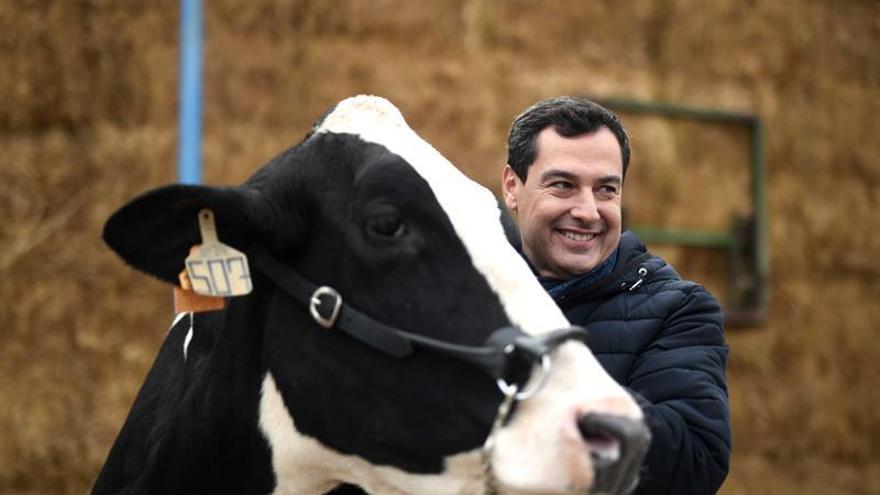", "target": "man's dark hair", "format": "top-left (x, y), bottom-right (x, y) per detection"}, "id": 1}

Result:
top-left (507, 96), bottom-right (631, 181)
